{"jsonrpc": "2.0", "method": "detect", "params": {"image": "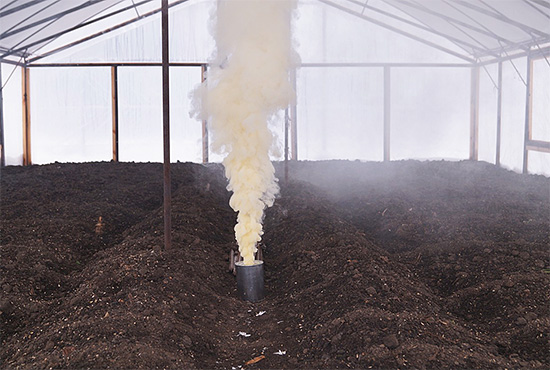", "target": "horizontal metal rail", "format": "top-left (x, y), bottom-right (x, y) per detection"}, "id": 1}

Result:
top-left (478, 44), bottom-right (550, 66)
top-left (301, 62), bottom-right (472, 68)
top-left (28, 62), bottom-right (206, 67)
top-left (526, 140), bottom-right (550, 153)
top-left (27, 62), bottom-right (473, 68)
